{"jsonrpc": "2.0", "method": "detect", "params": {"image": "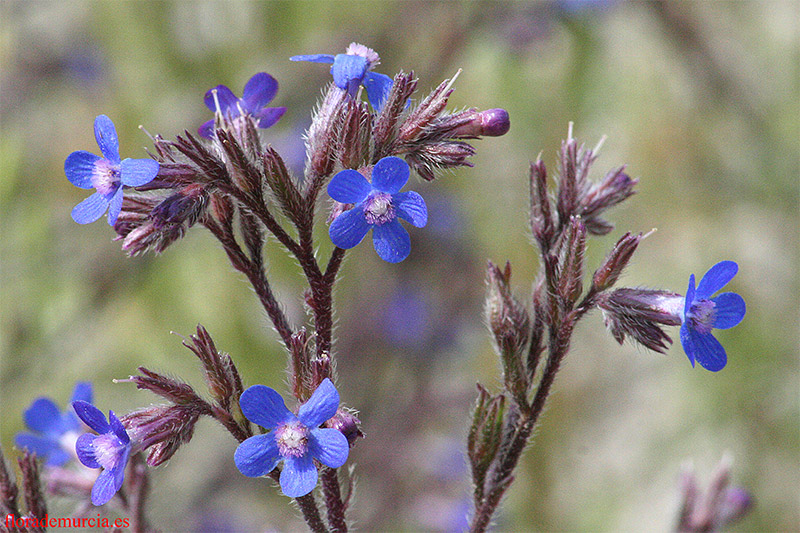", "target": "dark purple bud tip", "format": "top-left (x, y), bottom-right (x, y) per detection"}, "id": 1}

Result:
top-left (480, 108), bottom-right (510, 137)
top-left (324, 408), bottom-right (364, 447)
